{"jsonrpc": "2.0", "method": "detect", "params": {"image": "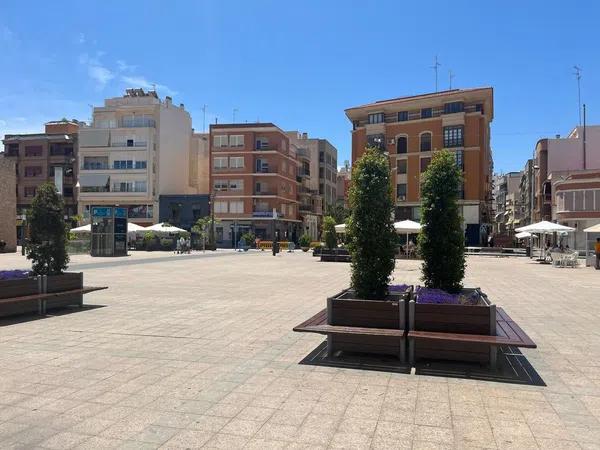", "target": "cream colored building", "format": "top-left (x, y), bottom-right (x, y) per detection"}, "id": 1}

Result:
top-left (78, 89), bottom-right (202, 224)
top-left (190, 132), bottom-right (210, 195)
